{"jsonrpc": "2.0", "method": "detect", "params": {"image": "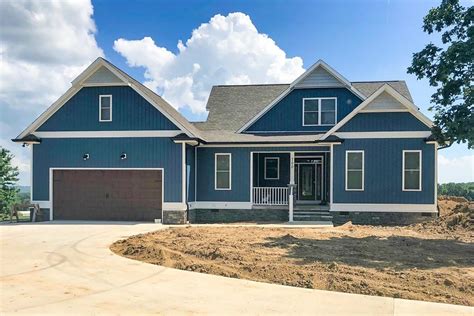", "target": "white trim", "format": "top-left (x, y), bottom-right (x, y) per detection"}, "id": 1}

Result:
top-left (30, 145), bottom-right (34, 201)
top-left (49, 168), bottom-right (164, 220)
top-left (198, 143), bottom-right (339, 148)
top-left (360, 108), bottom-right (409, 113)
top-left (238, 60), bottom-right (366, 133)
top-left (434, 143), bottom-right (438, 206)
top-left (163, 202), bottom-right (187, 211)
top-left (334, 131), bottom-right (432, 139)
top-left (189, 201), bottom-right (252, 210)
top-left (321, 84), bottom-right (433, 140)
top-left (195, 146), bottom-right (198, 202)
top-left (249, 152), bottom-right (253, 203)
top-left (214, 153), bottom-right (232, 190)
top-left (345, 150), bottom-right (364, 191)
top-left (82, 82), bottom-right (129, 87)
top-left (33, 130), bottom-right (182, 138)
top-left (264, 157), bottom-right (280, 180)
top-left (302, 97), bottom-right (337, 126)
top-left (99, 95), bottom-right (112, 122)
top-left (181, 142), bottom-right (186, 203)
top-left (402, 150), bottom-right (422, 191)
top-left (331, 203), bottom-right (437, 213)
top-left (329, 144), bottom-right (334, 205)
